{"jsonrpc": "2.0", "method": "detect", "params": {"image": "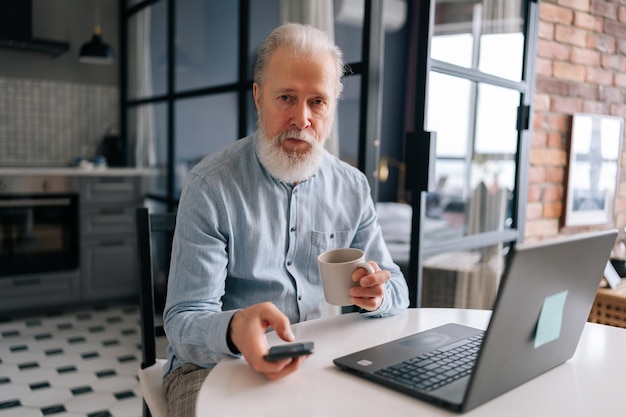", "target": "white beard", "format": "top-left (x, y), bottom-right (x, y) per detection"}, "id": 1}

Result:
top-left (256, 127), bottom-right (326, 184)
